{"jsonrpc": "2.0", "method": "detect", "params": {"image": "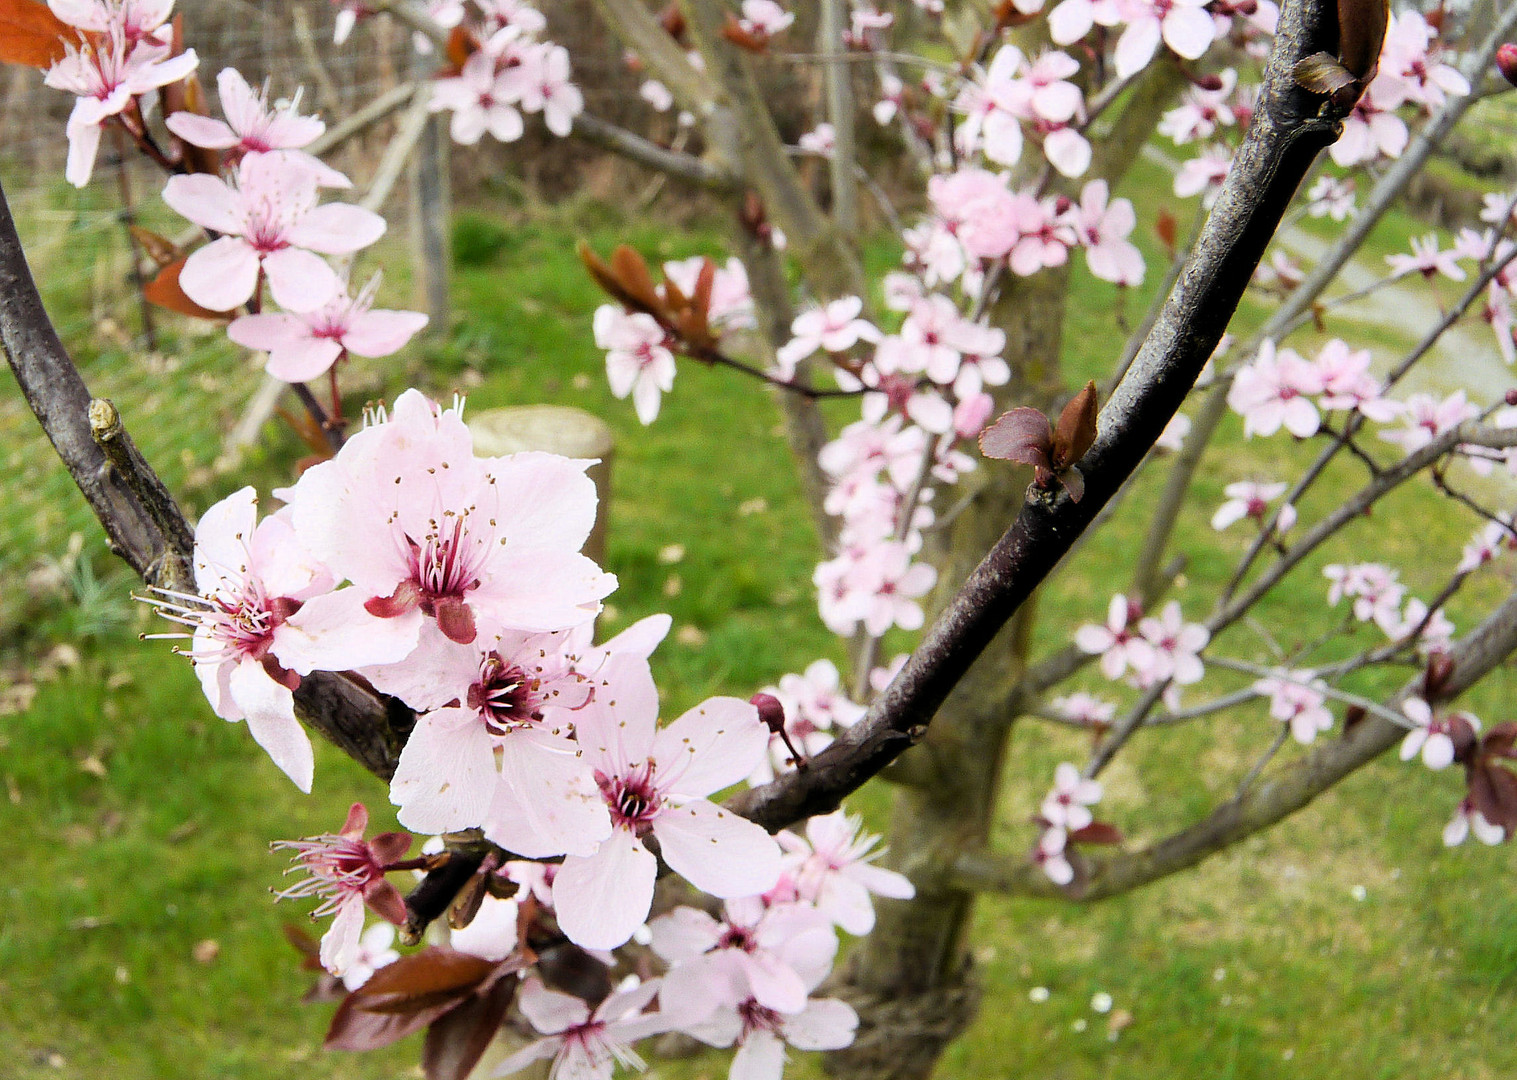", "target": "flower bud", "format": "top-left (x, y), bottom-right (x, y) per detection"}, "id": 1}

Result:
top-left (1195, 73), bottom-right (1225, 92)
top-left (1498, 43), bottom-right (1517, 88)
top-left (1505, 387), bottom-right (1517, 407)
top-left (751, 692), bottom-right (787, 734)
